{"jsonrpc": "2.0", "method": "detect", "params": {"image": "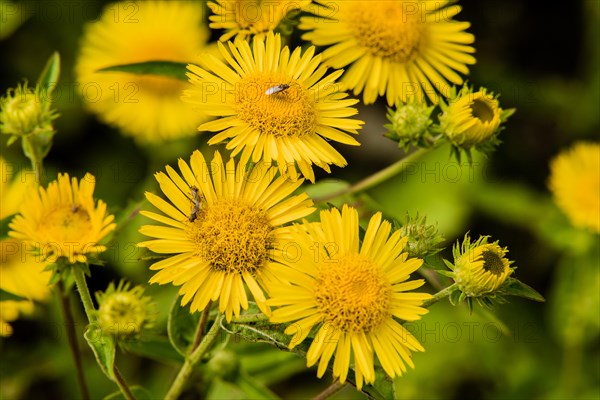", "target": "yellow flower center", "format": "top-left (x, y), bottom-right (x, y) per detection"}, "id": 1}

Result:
top-left (471, 97), bottom-right (496, 123)
top-left (315, 254), bottom-right (390, 333)
top-left (348, 2), bottom-right (425, 63)
top-left (38, 206), bottom-right (92, 243)
top-left (481, 248), bottom-right (506, 276)
top-left (235, 73), bottom-right (317, 138)
top-left (189, 199), bottom-right (273, 274)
